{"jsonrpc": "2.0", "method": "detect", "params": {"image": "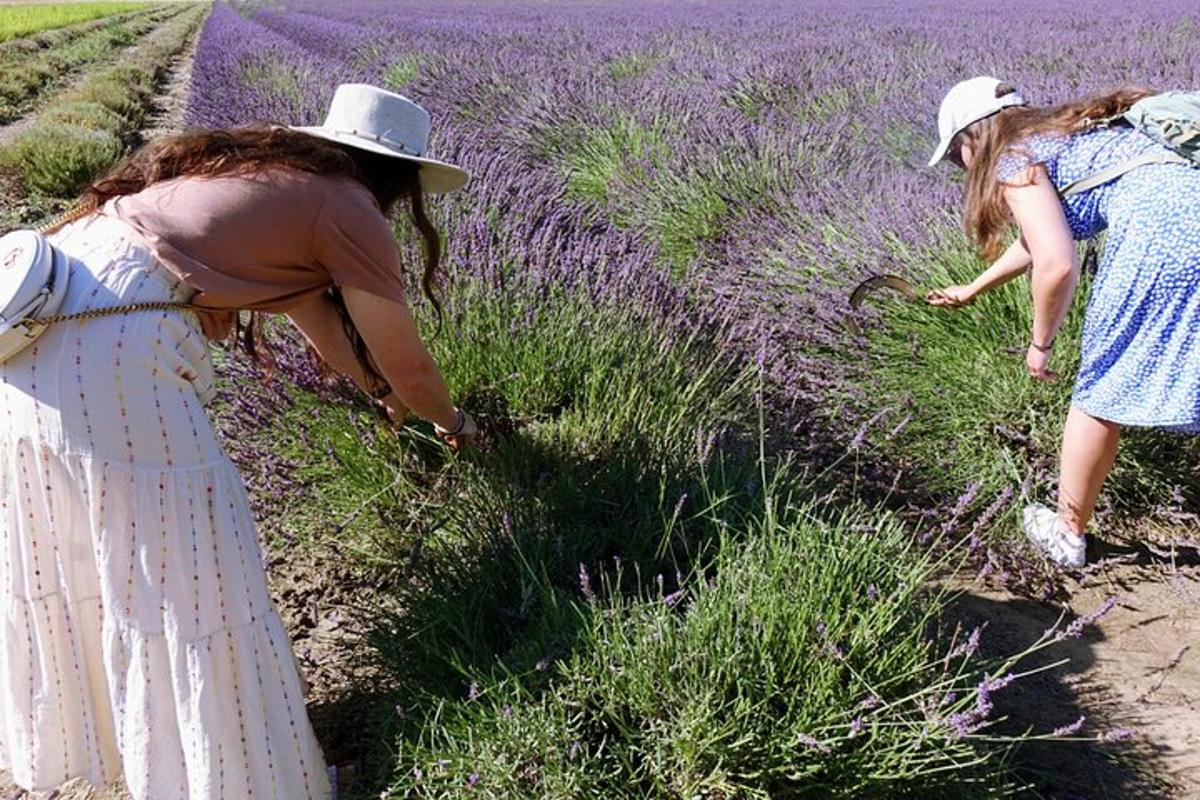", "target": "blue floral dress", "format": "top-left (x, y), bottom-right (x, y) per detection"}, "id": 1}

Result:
top-left (997, 127), bottom-right (1200, 430)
